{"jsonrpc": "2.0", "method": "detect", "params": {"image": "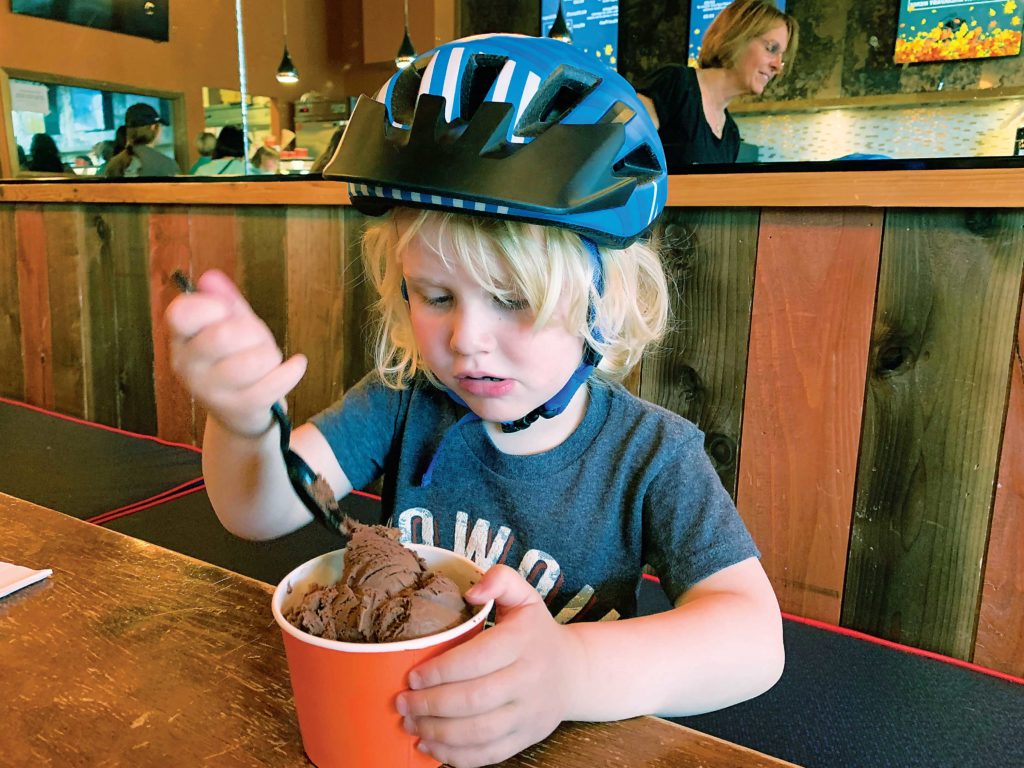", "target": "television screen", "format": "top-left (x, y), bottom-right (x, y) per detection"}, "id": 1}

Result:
top-left (11, 0), bottom-right (169, 42)
top-left (688, 0), bottom-right (786, 66)
top-left (540, 0), bottom-right (620, 71)
top-left (894, 1), bottom-right (1023, 63)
